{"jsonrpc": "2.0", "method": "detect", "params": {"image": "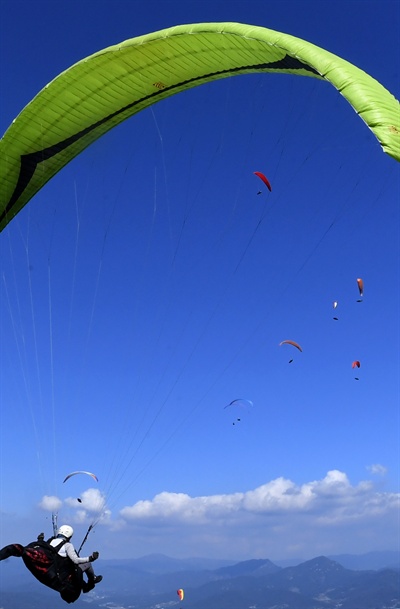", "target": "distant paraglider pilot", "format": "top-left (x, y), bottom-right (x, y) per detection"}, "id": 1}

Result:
top-left (0, 524), bottom-right (102, 604)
